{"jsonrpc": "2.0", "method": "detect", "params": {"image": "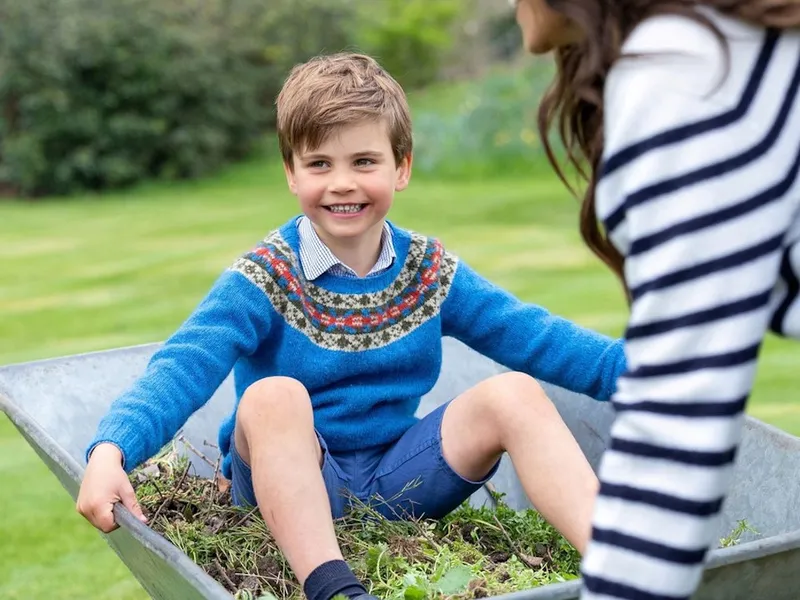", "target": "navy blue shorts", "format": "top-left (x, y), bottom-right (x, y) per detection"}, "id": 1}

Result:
top-left (229, 401), bottom-right (500, 520)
